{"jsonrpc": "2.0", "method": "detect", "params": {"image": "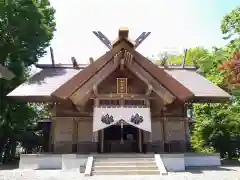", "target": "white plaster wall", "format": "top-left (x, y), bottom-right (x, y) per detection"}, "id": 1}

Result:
top-left (160, 154), bottom-right (185, 171)
top-left (184, 153), bottom-right (221, 167)
top-left (166, 121), bottom-right (185, 141)
top-left (19, 154), bottom-right (62, 169)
